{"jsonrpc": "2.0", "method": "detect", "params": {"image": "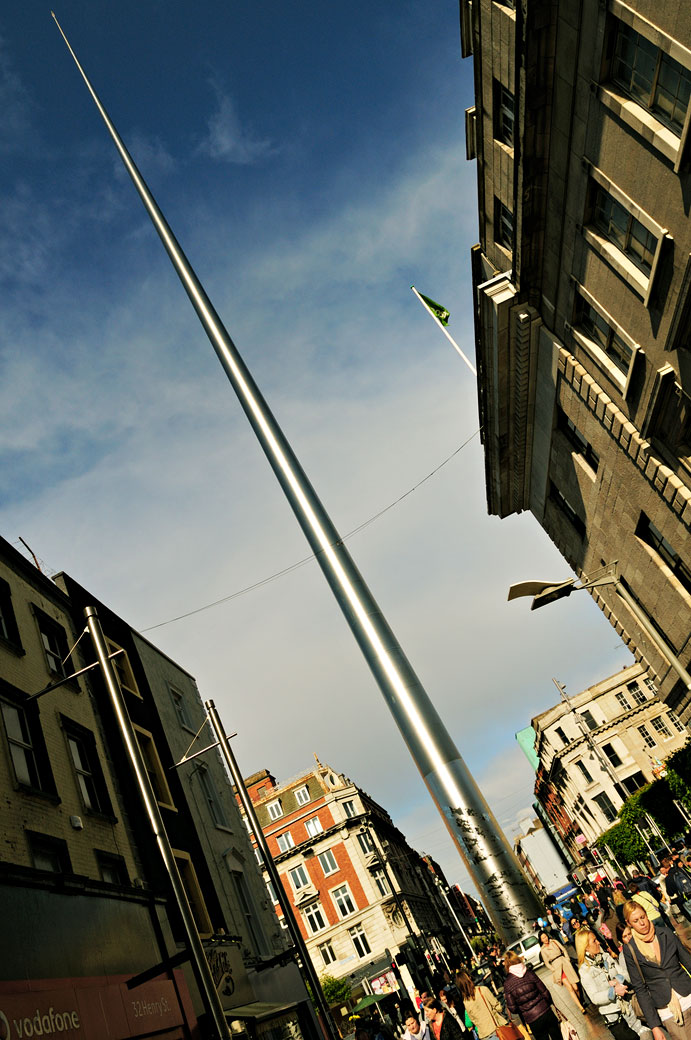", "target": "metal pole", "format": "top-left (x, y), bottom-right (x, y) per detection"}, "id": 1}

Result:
top-left (675, 799), bottom-right (691, 827)
top-left (84, 607), bottom-right (230, 1039)
top-left (433, 877), bottom-right (479, 964)
top-left (54, 15), bottom-right (540, 942)
top-left (204, 701), bottom-right (338, 1040)
top-left (645, 812), bottom-right (671, 854)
